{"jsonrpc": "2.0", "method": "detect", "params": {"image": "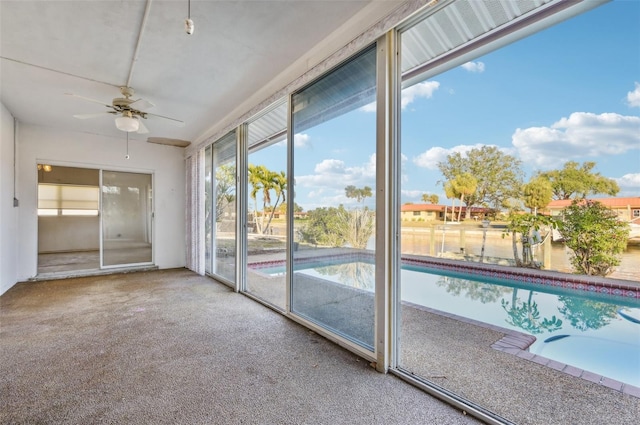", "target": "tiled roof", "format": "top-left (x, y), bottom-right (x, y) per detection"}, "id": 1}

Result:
top-left (401, 204), bottom-right (493, 212)
top-left (547, 197), bottom-right (640, 209)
